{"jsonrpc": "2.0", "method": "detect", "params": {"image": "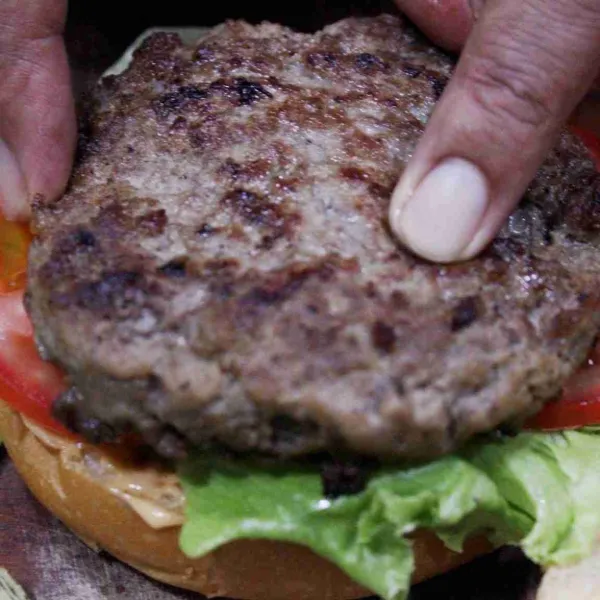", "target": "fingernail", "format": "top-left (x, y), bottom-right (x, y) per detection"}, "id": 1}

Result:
top-left (390, 158), bottom-right (489, 262)
top-left (0, 139), bottom-right (29, 221)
